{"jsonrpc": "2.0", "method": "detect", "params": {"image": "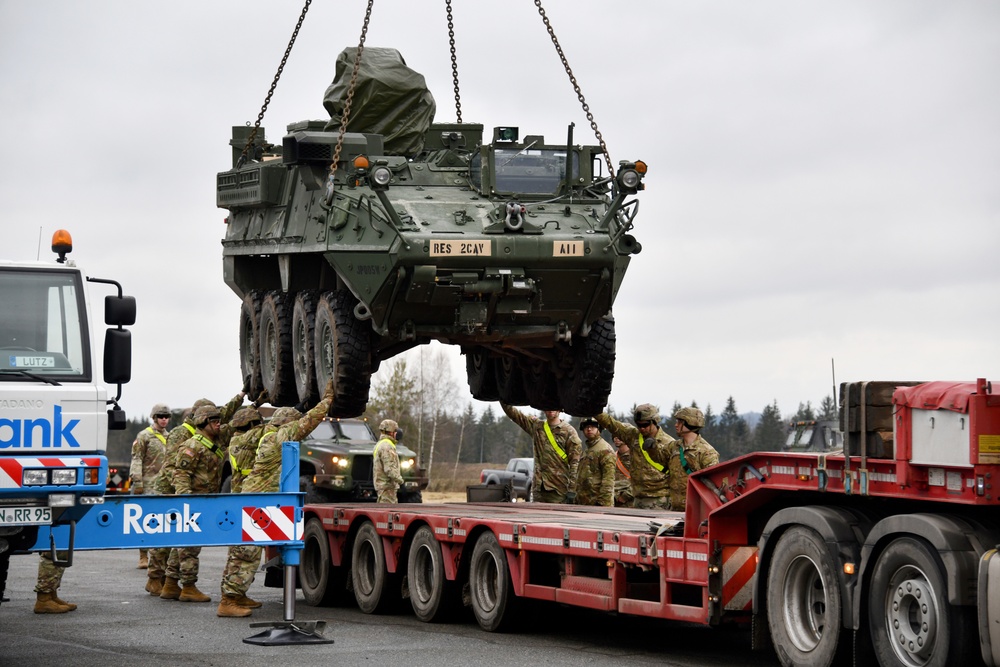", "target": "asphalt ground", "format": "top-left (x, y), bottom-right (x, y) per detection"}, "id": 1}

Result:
top-left (0, 547), bottom-right (779, 667)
